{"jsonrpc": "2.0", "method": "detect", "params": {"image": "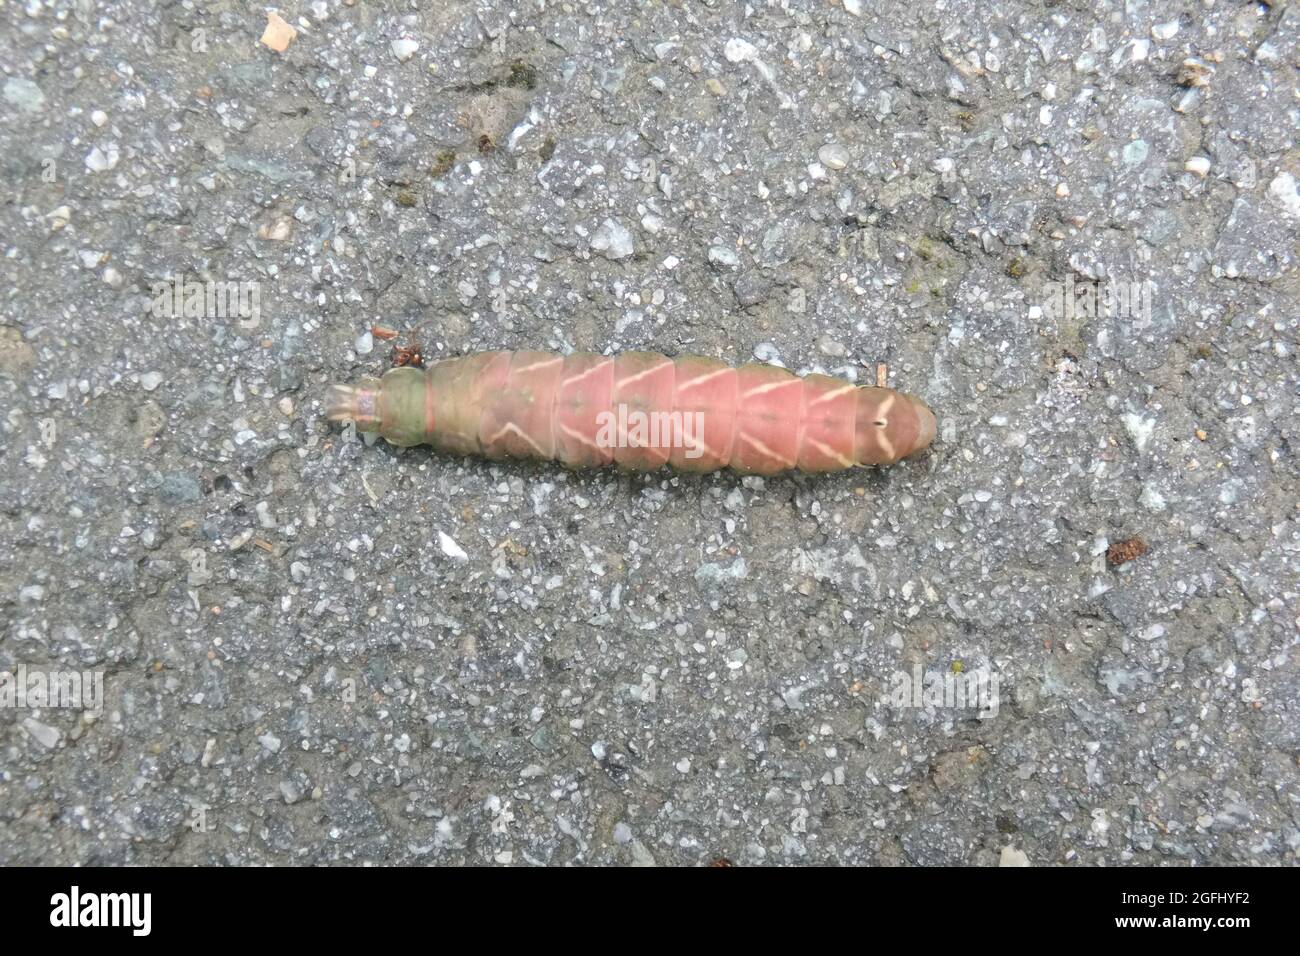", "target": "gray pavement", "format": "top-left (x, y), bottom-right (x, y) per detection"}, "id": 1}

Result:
top-left (0, 0), bottom-right (1296, 865)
